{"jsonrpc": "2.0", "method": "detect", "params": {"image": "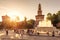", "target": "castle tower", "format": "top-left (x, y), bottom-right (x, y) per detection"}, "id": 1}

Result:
top-left (38, 4), bottom-right (42, 15)
top-left (34, 3), bottom-right (44, 27)
top-left (2, 15), bottom-right (10, 28)
top-left (2, 15), bottom-right (10, 22)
